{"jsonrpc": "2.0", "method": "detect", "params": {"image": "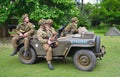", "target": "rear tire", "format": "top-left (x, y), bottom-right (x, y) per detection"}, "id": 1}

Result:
top-left (19, 47), bottom-right (37, 64)
top-left (73, 50), bottom-right (96, 71)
